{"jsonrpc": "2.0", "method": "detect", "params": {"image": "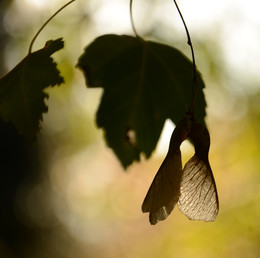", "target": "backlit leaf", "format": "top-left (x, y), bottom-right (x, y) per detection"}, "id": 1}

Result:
top-left (178, 121), bottom-right (219, 221)
top-left (142, 117), bottom-right (191, 224)
top-left (0, 38), bottom-right (64, 141)
top-left (77, 34), bottom-right (206, 167)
